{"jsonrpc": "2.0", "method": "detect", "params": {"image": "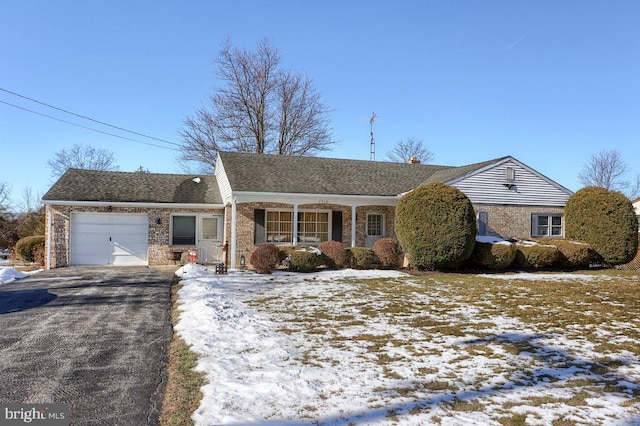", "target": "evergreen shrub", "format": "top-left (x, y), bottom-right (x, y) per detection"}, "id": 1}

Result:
top-left (395, 183), bottom-right (476, 270)
top-left (347, 247), bottom-right (376, 269)
top-left (287, 249), bottom-right (323, 272)
top-left (514, 242), bottom-right (559, 269)
top-left (565, 186), bottom-right (638, 265)
top-left (14, 235), bottom-right (45, 263)
top-left (470, 242), bottom-right (516, 270)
